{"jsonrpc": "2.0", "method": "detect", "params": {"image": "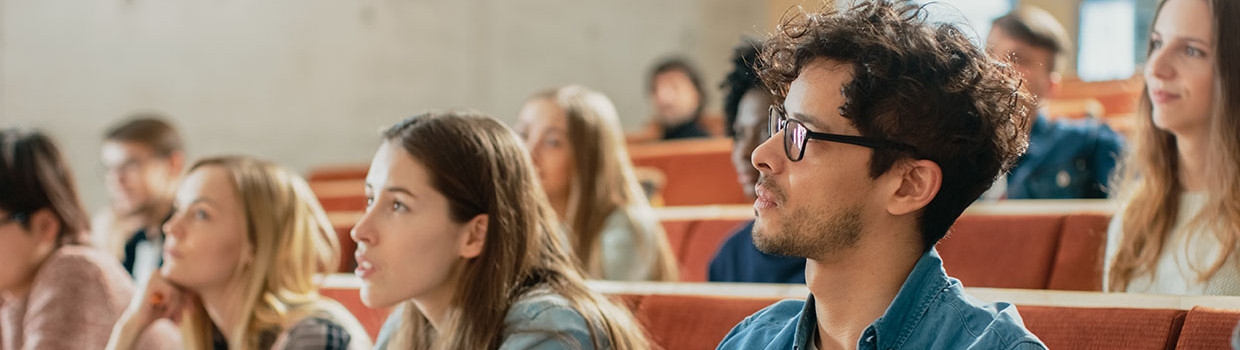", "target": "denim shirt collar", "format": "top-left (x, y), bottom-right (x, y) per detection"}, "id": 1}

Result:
top-left (792, 248), bottom-right (953, 350)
